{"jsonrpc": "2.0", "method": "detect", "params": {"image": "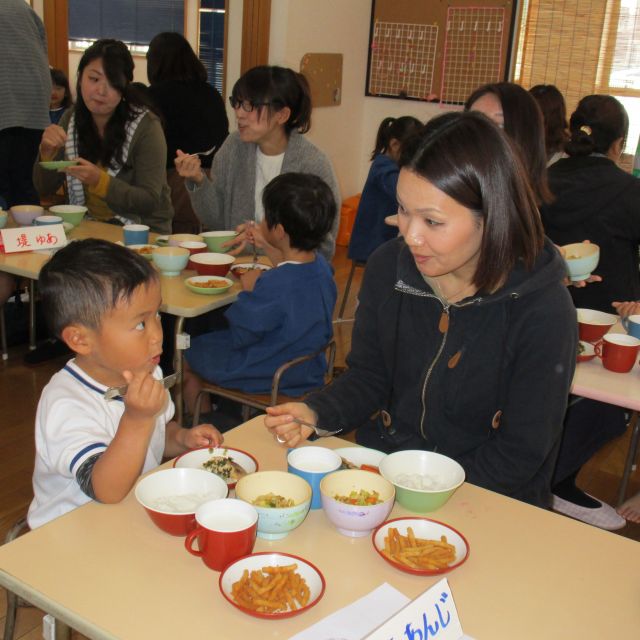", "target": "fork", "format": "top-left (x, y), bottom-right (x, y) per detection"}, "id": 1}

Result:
top-left (245, 220), bottom-right (259, 269)
top-left (104, 372), bottom-right (178, 401)
top-left (188, 144), bottom-right (217, 158)
top-left (293, 418), bottom-right (342, 438)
